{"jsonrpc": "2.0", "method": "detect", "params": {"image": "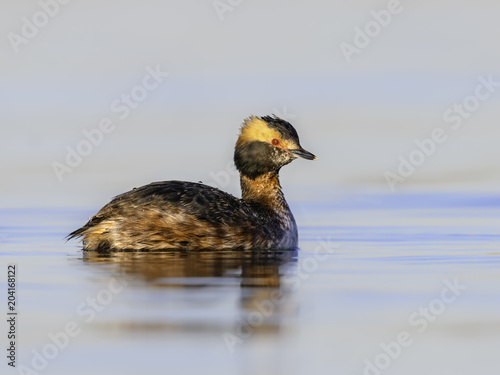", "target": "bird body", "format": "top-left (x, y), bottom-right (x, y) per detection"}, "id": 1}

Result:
top-left (68, 115), bottom-right (316, 251)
